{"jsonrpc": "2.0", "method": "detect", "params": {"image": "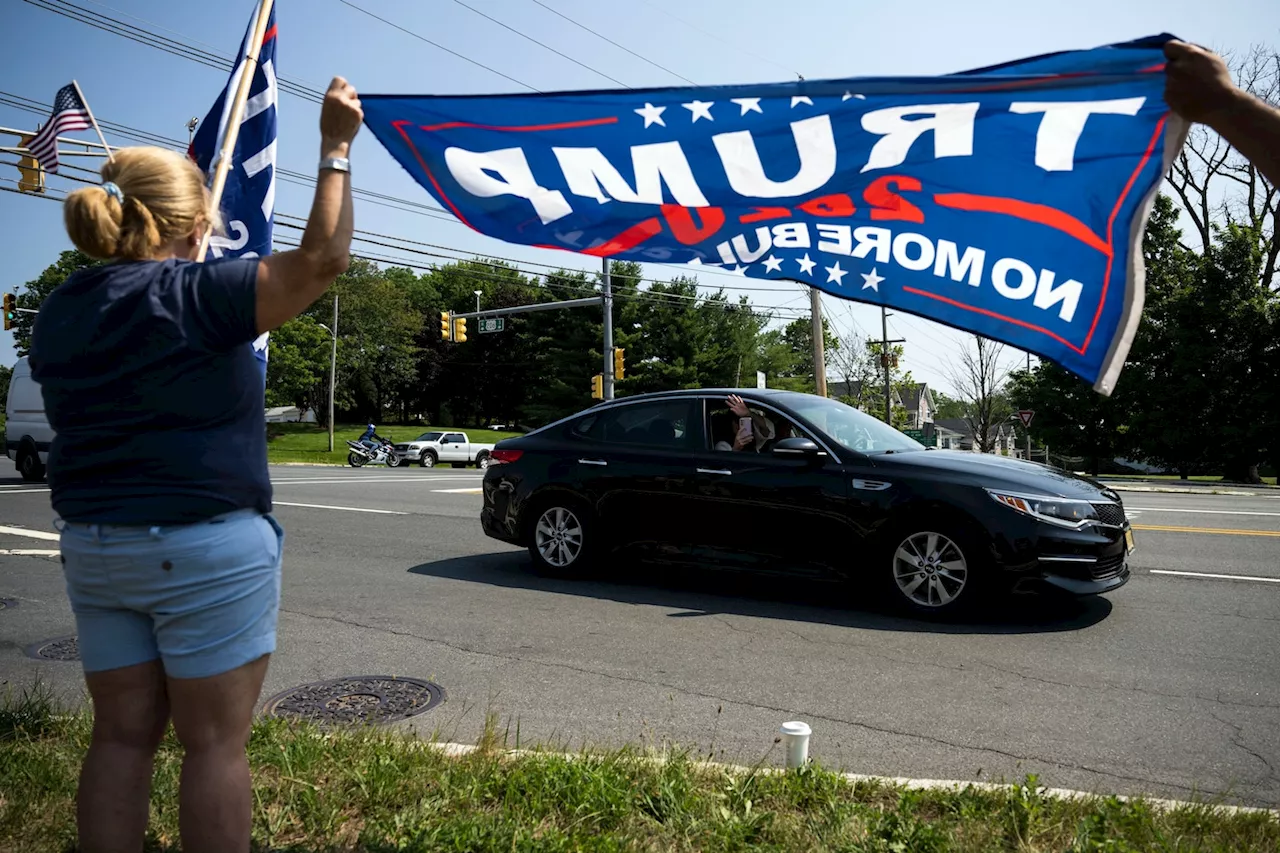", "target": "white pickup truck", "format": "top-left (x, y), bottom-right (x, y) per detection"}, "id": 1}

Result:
top-left (393, 431), bottom-right (496, 469)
